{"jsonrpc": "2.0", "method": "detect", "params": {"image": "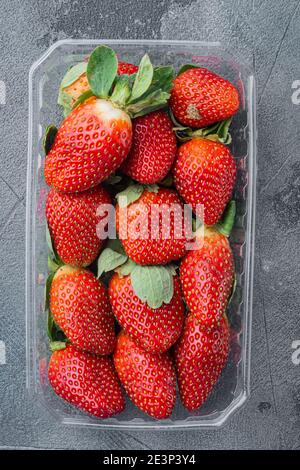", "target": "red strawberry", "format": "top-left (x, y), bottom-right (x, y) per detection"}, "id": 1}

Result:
top-left (108, 272), bottom-right (185, 353)
top-left (116, 186), bottom-right (188, 265)
top-left (49, 266), bottom-right (115, 355)
top-left (174, 313), bottom-right (230, 412)
top-left (114, 332), bottom-right (176, 419)
top-left (48, 344), bottom-right (125, 418)
top-left (180, 227), bottom-right (234, 328)
top-left (121, 110), bottom-right (177, 184)
top-left (173, 138), bottom-right (236, 225)
top-left (46, 185), bottom-right (111, 267)
top-left (44, 96), bottom-right (133, 192)
top-left (117, 61), bottom-right (138, 75)
top-left (47, 46), bottom-right (172, 193)
top-left (60, 61), bottom-right (138, 111)
top-left (170, 67), bottom-right (239, 128)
